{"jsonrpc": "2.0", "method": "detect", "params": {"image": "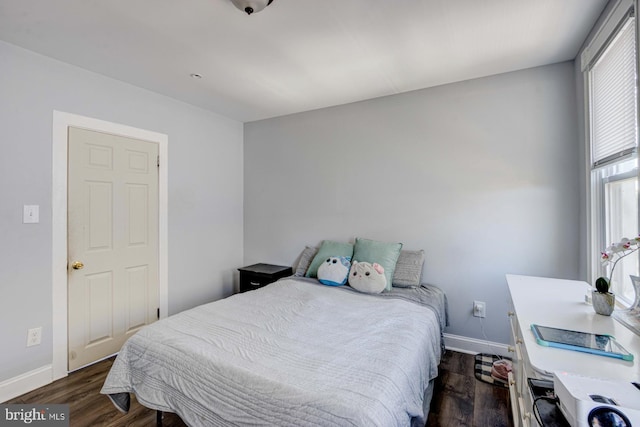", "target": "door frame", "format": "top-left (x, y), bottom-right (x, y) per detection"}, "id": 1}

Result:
top-left (52, 111), bottom-right (168, 380)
